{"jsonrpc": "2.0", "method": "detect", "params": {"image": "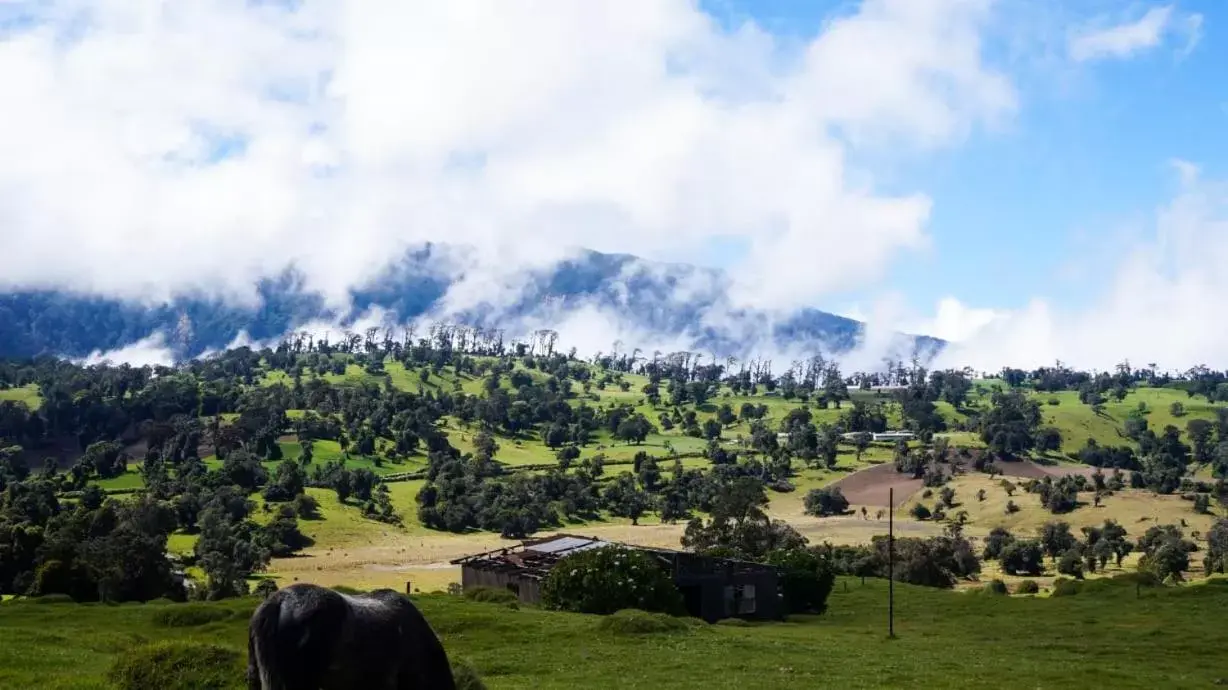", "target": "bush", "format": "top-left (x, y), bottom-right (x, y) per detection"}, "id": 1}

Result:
top-left (1051, 577), bottom-right (1082, 597)
top-left (802, 486), bottom-right (849, 517)
top-left (292, 494), bottom-right (321, 519)
top-left (910, 503), bottom-right (932, 521)
top-left (999, 540), bottom-right (1044, 576)
top-left (31, 593), bottom-right (75, 604)
top-left (1112, 570), bottom-right (1161, 588)
top-left (541, 546), bottom-right (683, 615)
top-left (254, 579), bottom-right (278, 600)
top-left (451, 660), bottom-right (487, 690)
top-left (716, 617), bottom-right (751, 627)
top-left (107, 641), bottom-right (244, 690)
top-left (1057, 550), bottom-right (1085, 579)
top-left (1014, 580), bottom-right (1040, 595)
top-left (765, 548), bottom-right (836, 615)
top-left (150, 604), bottom-right (233, 628)
top-left (463, 587), bottom-right (518, 604)
top-left (983, 579), bottom-right (1008, 595)
top-left (596, 609), bottom-right (689, 635)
